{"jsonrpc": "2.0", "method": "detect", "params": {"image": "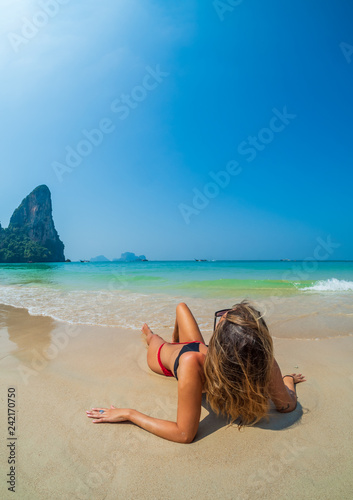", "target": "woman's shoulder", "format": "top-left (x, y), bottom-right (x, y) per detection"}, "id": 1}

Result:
top-left (177, 350), bottom-right (206, 384)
